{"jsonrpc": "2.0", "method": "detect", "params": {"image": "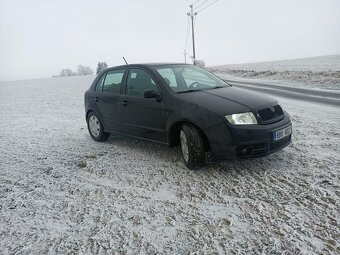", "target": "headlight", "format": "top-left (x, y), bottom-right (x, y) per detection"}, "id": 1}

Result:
top-left (225, 112), bottom-right (258, 125)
